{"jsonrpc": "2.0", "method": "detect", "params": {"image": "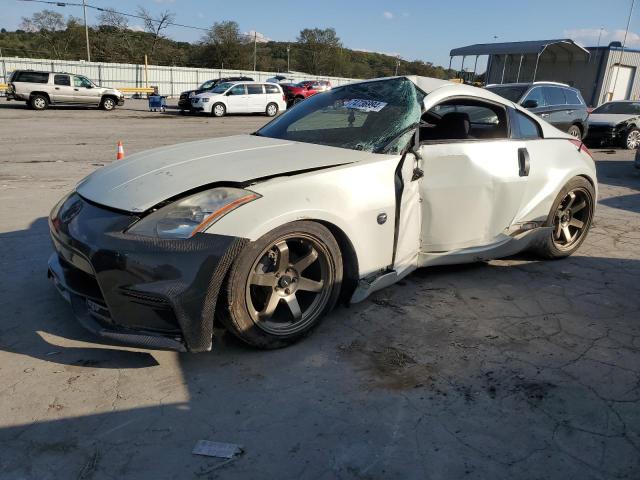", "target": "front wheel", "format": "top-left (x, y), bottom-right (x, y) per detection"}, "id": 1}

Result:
top-left (624, 128), bottom-right (640, 149)
top-left (101, 97), bottom-right (116, 111)
top-left (266, 102), bottom-right (278, 117)
top-left (219, 221), bottom-right (343, 348)
top-left (567, 124), bottom-right (582, 138)
top-left (212, 103), bottom-right (226, 117)
top-left (533, 176), bottom-right (595, 259)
